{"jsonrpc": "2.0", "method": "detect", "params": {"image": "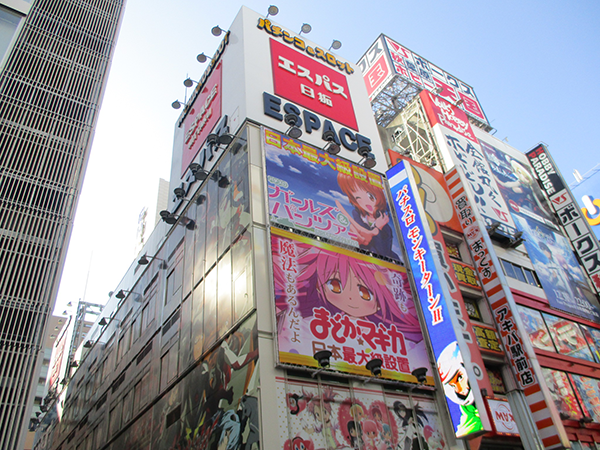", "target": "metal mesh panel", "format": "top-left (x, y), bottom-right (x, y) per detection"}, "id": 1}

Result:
top-left (0, 0), bottom-right (125, 448)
